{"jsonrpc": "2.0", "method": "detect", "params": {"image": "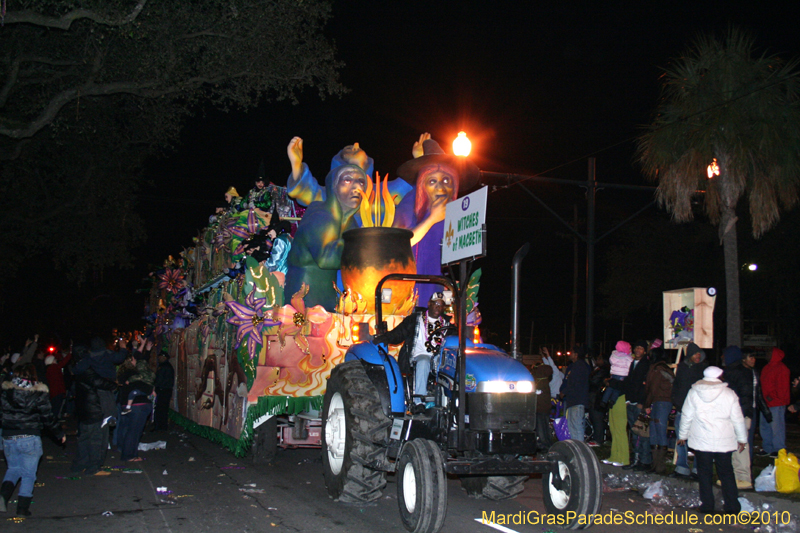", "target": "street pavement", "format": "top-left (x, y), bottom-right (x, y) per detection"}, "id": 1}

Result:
top-left (3, 424), bottom-right (800, 532)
